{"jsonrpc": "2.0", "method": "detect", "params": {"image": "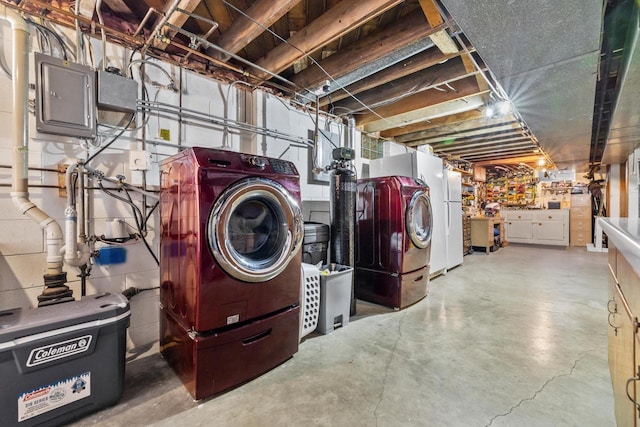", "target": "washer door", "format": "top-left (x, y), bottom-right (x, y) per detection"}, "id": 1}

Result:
top-left (406, 191), bottom-right (432, 249)
top-left (208, 177), bottom-right (303, 282)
